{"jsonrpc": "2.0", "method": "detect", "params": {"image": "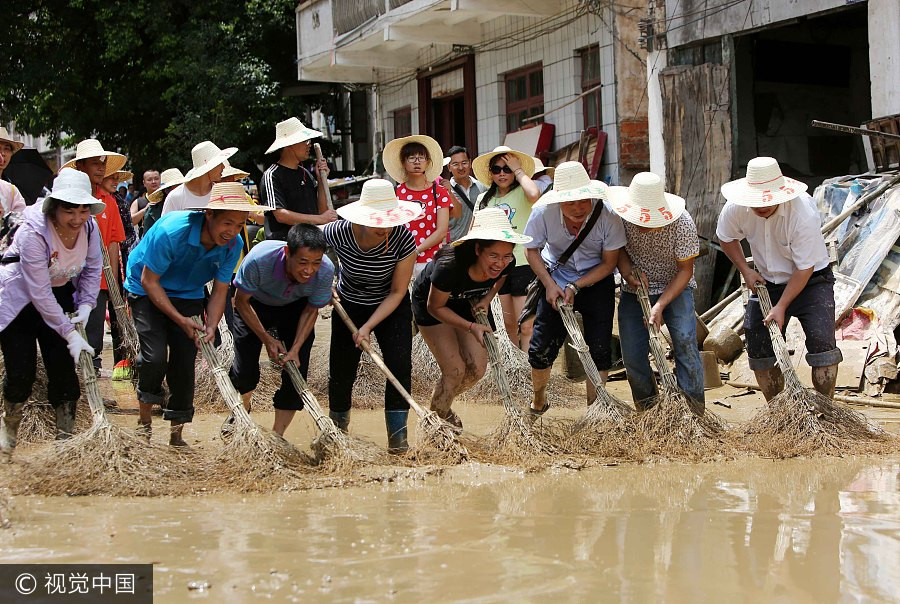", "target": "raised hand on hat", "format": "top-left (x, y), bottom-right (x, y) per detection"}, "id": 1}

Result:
top-left (69, 303), bottom-right (93, 326)
top-left (502, 153), bottom-right (523, 174)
